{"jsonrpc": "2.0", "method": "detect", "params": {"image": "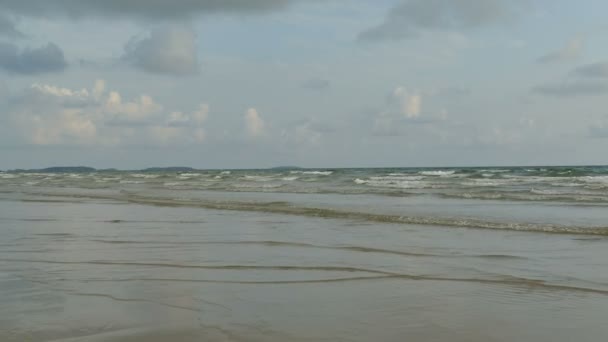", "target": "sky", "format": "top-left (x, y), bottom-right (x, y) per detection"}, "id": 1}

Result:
top-left (0, 0), bottom-right (607, 169)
